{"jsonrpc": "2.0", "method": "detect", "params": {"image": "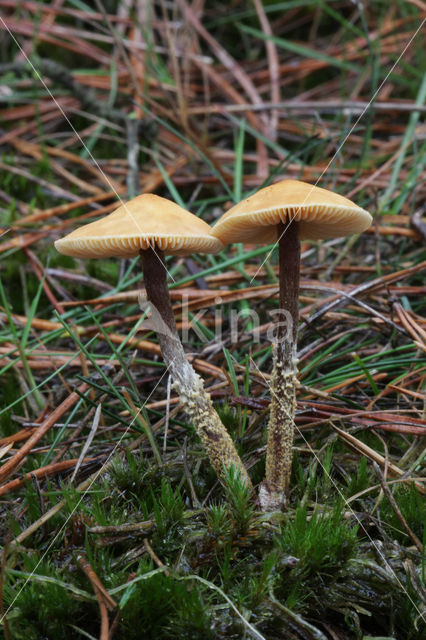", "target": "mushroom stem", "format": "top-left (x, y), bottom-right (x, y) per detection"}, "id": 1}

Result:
top-left (260, 220), bottom-right (300, 510)
top-left (140, 247), bottom-right (252, 488)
